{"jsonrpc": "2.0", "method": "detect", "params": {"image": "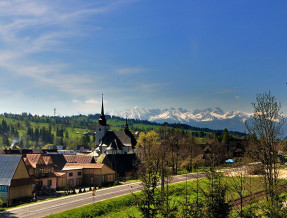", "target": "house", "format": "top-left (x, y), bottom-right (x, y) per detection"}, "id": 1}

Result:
top-left (45, 153), bottom-right (116, 188)
top-left (226, 139), bottom-right (247, 158)
top-left (24, 154), bottom-right (57, 191)
top-left (0, 155), bottom-right (33, 205)
top-left (54, 172), bottom-right (67, 188)
top-left (61, 166), bottom-right (83, 187)
top-left (77, 145), bottom-right (91, 153)
top-left (98, 153), bottom-right (138, 179)
top-left (63, 163), bottom-right (116, 187)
